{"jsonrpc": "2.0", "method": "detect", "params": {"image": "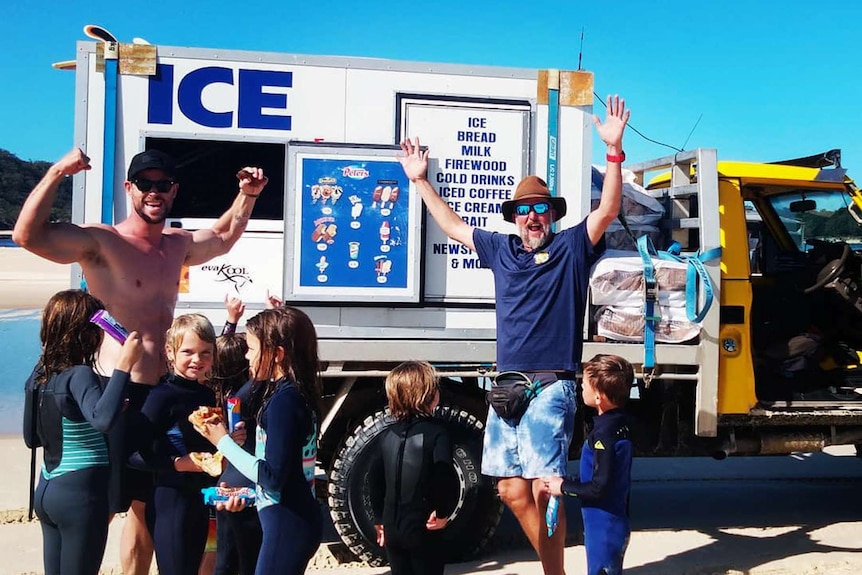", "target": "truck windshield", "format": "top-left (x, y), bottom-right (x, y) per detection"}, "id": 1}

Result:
top-left (768, 190), bottom-right (862, 251)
